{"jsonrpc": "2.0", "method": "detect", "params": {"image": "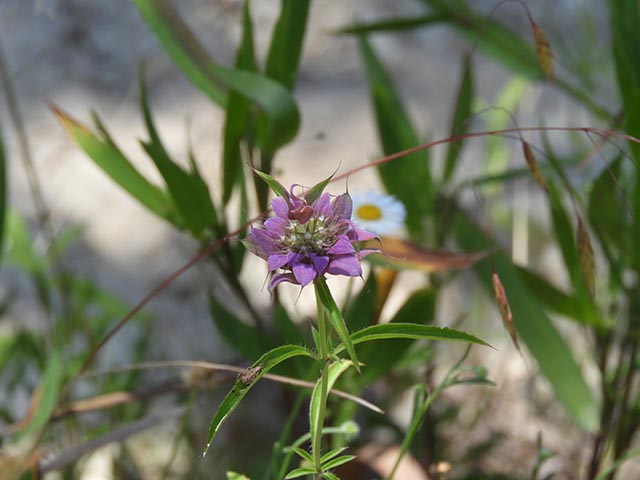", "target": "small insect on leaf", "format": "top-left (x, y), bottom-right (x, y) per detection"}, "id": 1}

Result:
top-left (492, 271), bottom-right (521, 354)
top-left (521, 141), bottom-right (547, 192)
top-left (238, 365), bottom-right (262, 385)
top-left (577, 216), bottom-right (596, 296)
top-left (531, 21), bottom-right (553, 79)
